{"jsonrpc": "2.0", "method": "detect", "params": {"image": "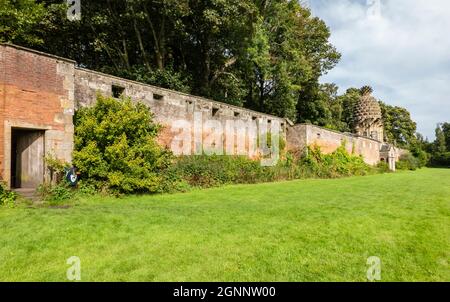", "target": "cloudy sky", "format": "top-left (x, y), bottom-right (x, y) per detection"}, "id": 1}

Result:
top-left (308, 0), bottom-right (450, 140)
